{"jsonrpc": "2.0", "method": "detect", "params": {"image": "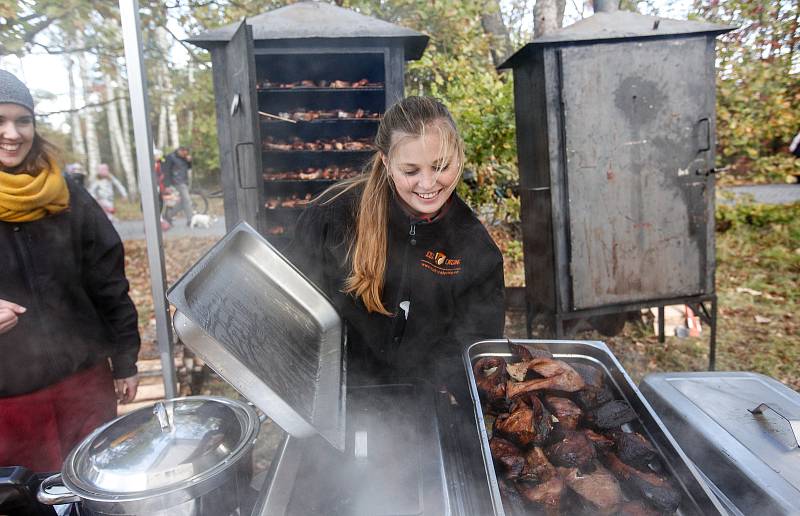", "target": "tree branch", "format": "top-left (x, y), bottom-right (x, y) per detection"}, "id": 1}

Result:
top-left (37, 96), bottom-right (130, 117)
top-left (30, 41), bottom-right (124, 56)
top-left (161, 24), bottom-right (211, 69)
